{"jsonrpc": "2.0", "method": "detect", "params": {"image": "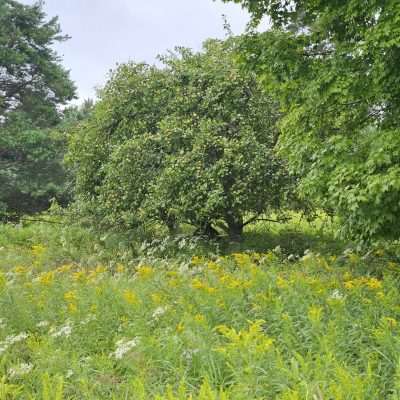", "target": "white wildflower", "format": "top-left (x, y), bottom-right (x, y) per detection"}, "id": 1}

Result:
top-left (80, 315), bottom-right (96, 325)
top-left (36, 320), bottom-right (50, 328)
top-left (50, 323), bottom-right (72, 338)
top-left (273, 245), bottom-right (282, 254)
top-left (343, 248), bottom-right (354, 256)
top-left (8, 362), bottom-right (33, 378)
top-left (182, 348), bottom-right (199, 361)
top-left (5, 332), bottom-right (29, 345)
top-left (152, 306), bottom-right (168, 320)
top-left (329, 289), bottom-right (345, 300)
top-left (110, 337), bottom-right (138, 359)
top-left (0, 331), bottom-right (29, 354)
top-left (66, 369), bottom-right (74, 378)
